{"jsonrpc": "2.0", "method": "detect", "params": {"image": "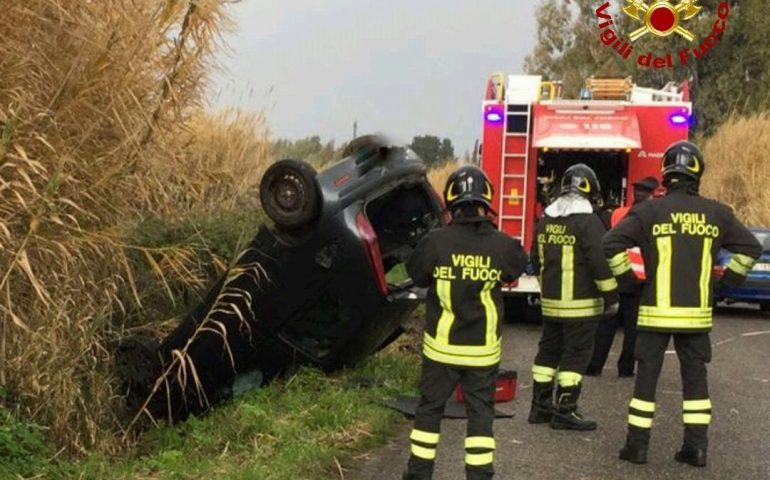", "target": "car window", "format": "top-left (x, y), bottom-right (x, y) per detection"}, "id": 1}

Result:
top-left (752, 231), bottom-right (770, 252)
